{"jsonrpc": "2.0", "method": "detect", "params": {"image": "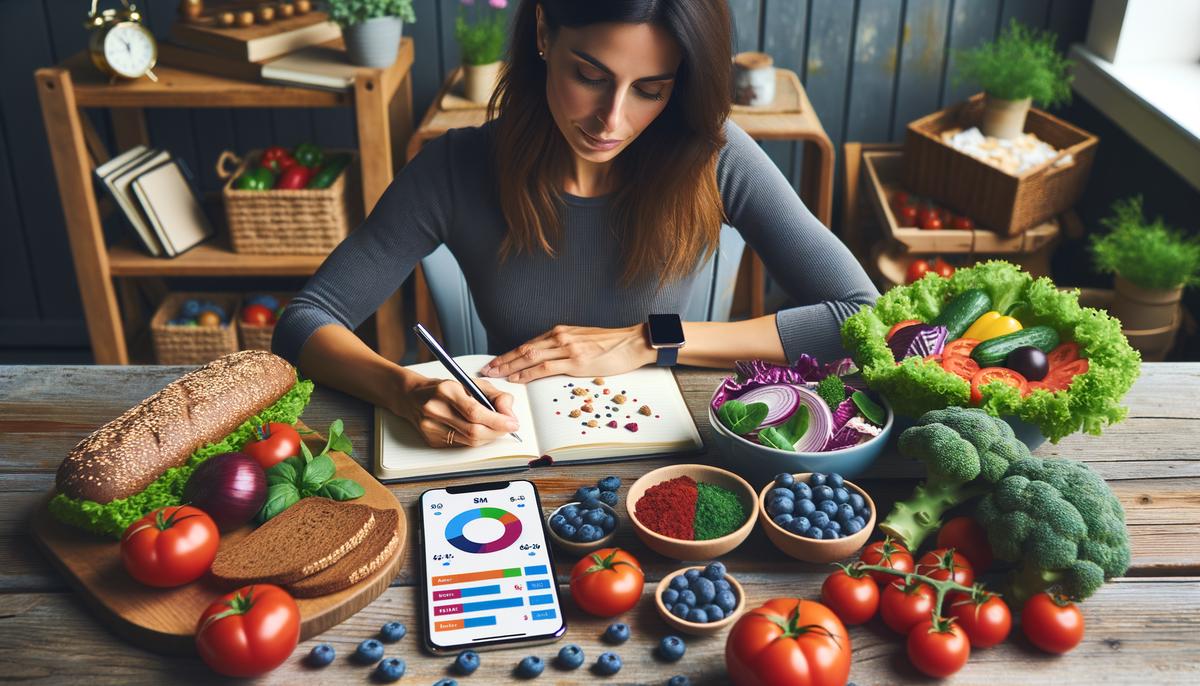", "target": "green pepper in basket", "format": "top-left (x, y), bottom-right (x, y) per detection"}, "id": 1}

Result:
top-left (234, 166), bottom-right (276, 191)
top-left (306, 154), bottom-right (352, 189)
top-left (293, 143), bottom-right (323, 168)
